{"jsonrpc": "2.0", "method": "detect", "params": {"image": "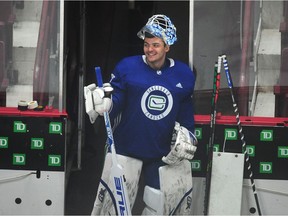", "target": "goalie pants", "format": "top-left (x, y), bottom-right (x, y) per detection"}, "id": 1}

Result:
top-left (138, 157), bottom-right (167, 189)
